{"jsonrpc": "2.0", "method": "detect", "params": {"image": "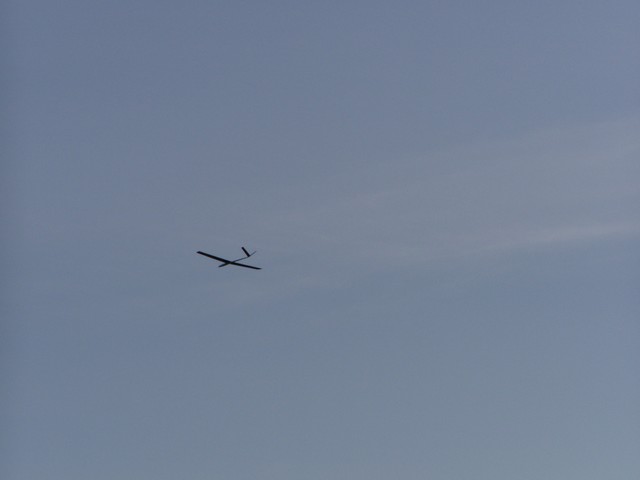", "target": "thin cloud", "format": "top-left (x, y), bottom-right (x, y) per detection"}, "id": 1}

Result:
top-left (258, 117), bottom-right (640, 270)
